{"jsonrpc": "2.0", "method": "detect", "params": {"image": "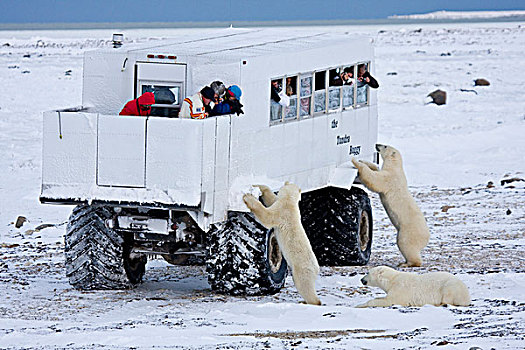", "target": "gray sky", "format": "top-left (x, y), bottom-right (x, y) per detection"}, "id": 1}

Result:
top-left (0, 0), bottom-right (524, 23)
